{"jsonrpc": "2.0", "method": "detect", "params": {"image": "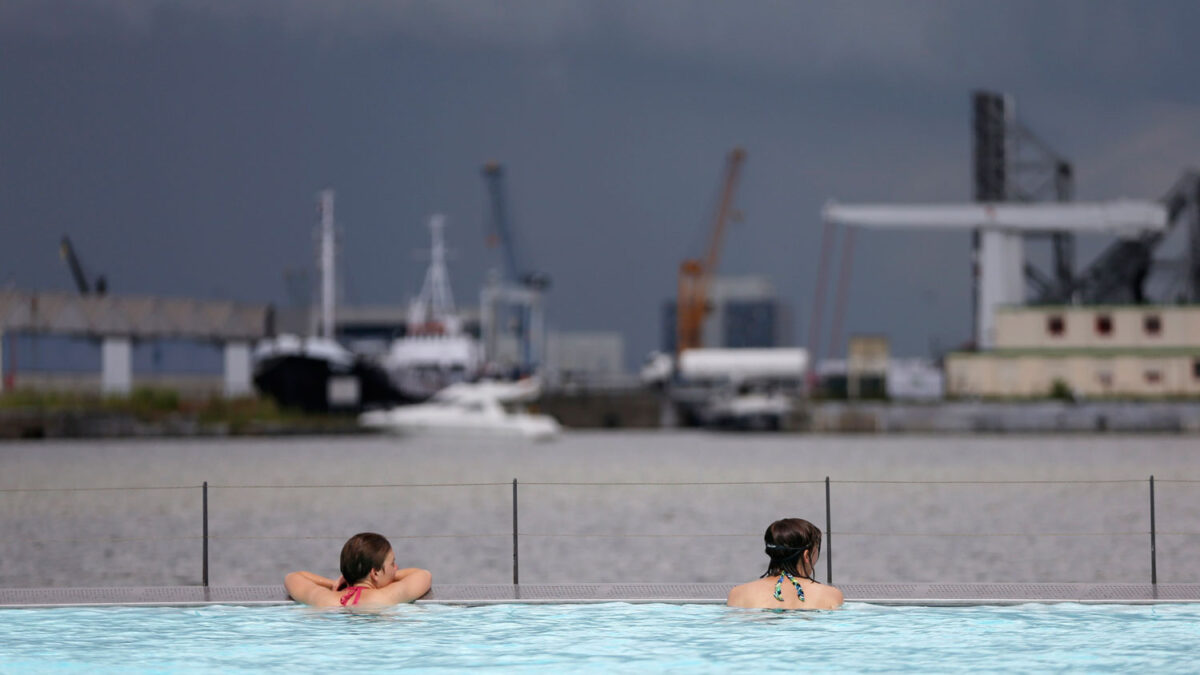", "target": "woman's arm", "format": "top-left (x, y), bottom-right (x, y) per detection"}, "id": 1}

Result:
top-left (285, 571), bottom-right (339, 605)
top-left (377, 567), bottom-right (433, 604)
